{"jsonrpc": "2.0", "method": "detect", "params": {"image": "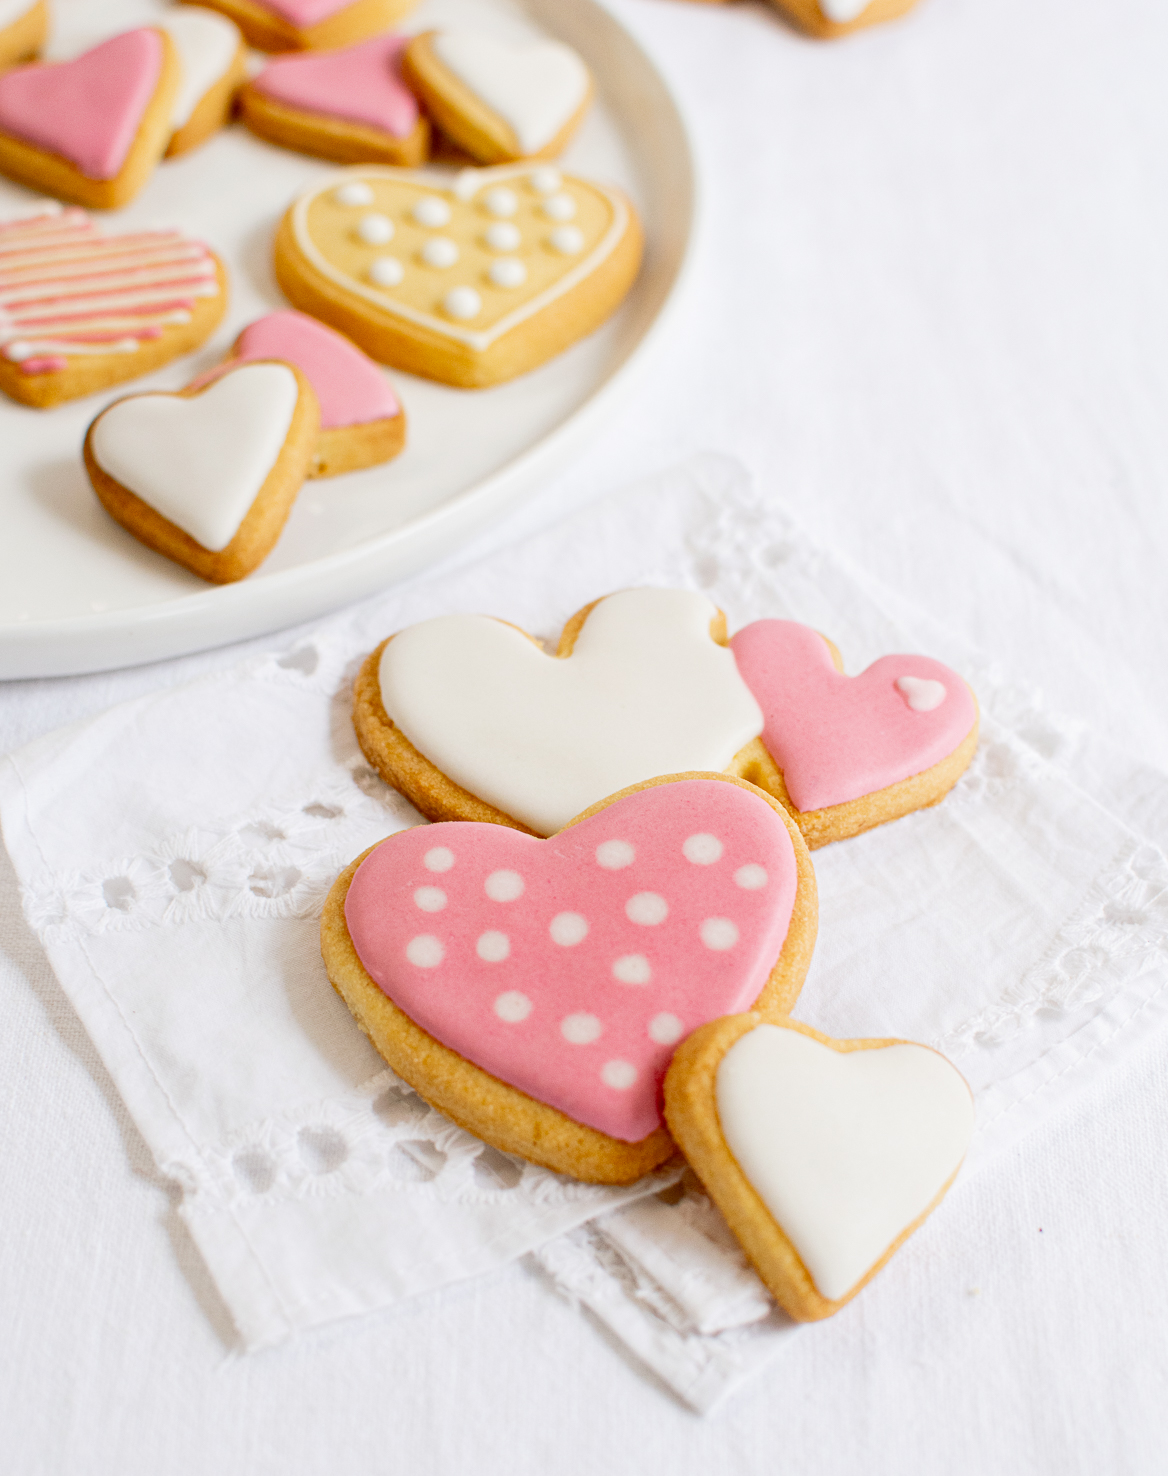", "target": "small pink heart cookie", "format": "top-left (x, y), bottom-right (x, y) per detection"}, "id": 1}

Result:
top-left (179, 0), bottom-right (419, 55)
top-left (321, 774), bottom-right (818, 1184)
top-left (0, 29), bottom-right (182, 209)
top-left (730, 619), bottom-right (979, 848)
top-left (240, 34), bottom-right (429, 167)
